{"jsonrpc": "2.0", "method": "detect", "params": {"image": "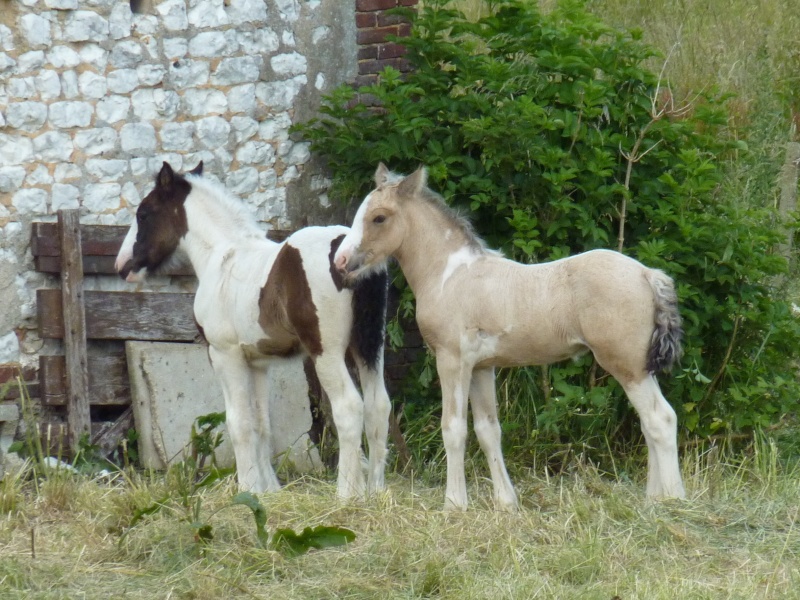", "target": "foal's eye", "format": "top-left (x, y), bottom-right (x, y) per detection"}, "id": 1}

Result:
top-left (373, 215), bottom-right (386, 224)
